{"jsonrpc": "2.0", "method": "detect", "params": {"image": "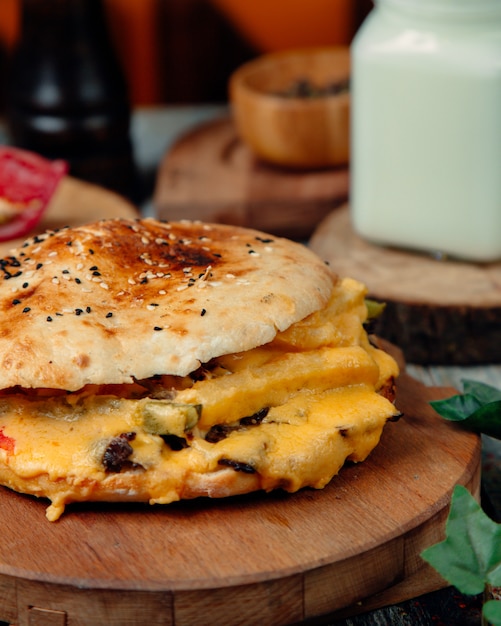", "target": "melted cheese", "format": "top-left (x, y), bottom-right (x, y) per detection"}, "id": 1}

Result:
top-left (0, 278), bottom-right (400, 520)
